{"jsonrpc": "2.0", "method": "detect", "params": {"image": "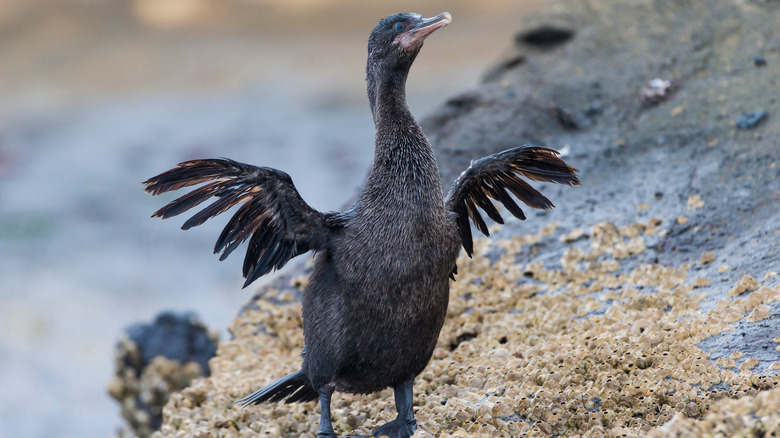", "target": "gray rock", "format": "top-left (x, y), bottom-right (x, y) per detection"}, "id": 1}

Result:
top-left (736, 110), bottom-right (769, 129)
top-left (422, 0), bottom-right (779, 374)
